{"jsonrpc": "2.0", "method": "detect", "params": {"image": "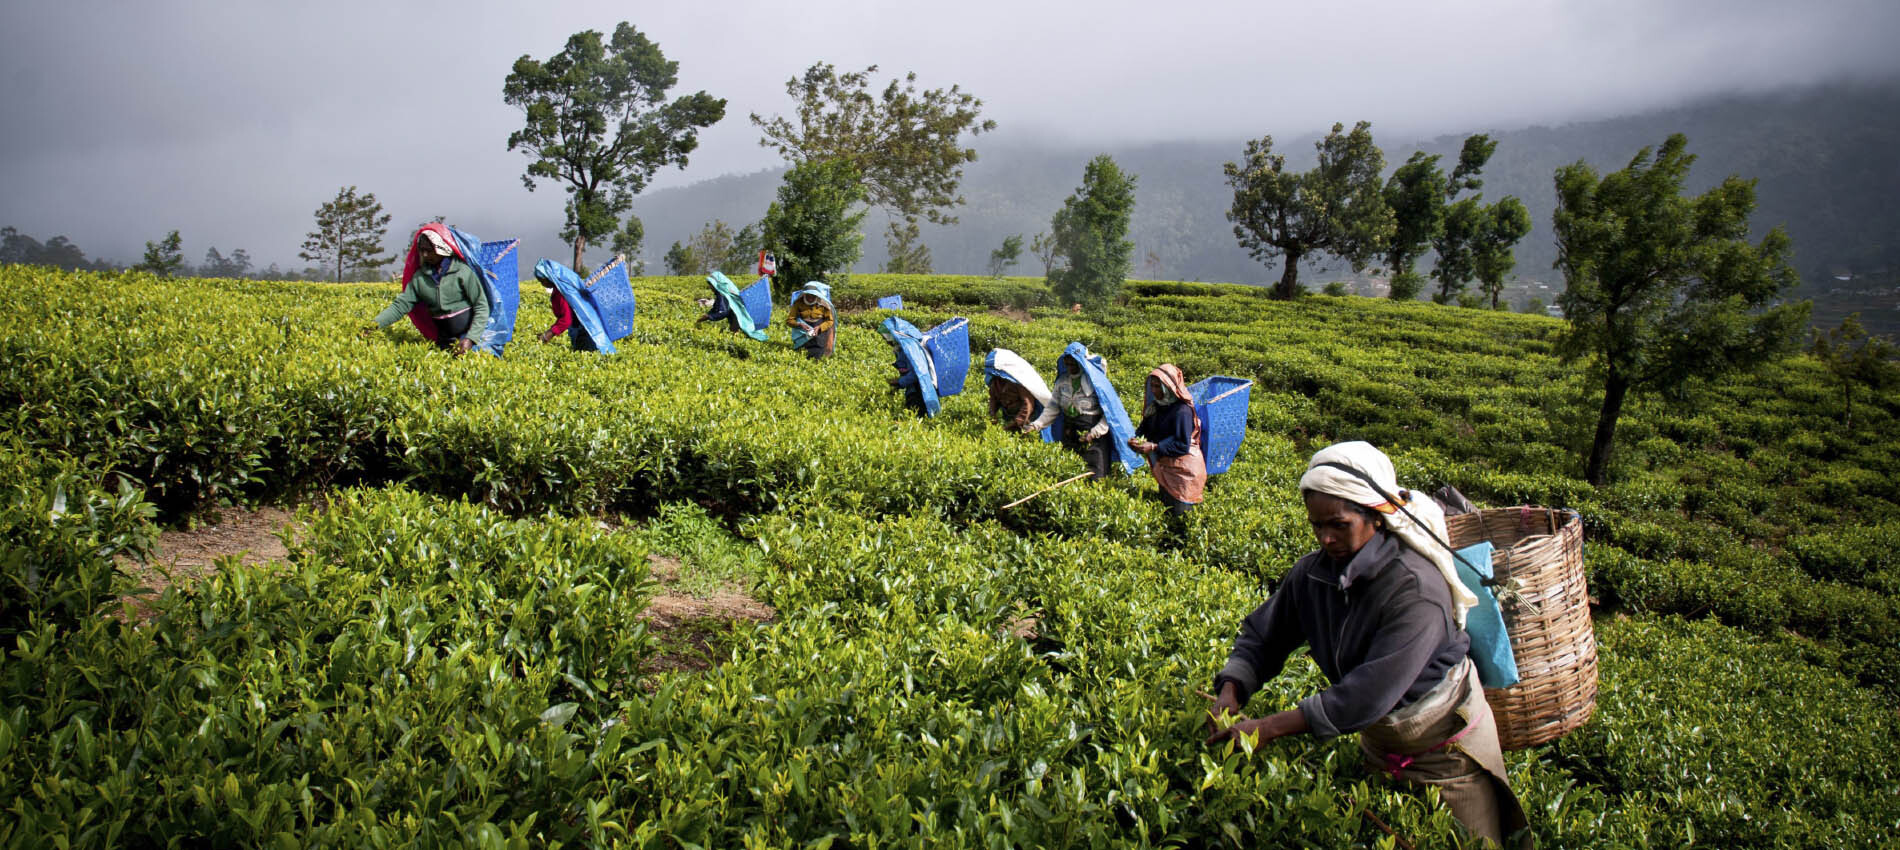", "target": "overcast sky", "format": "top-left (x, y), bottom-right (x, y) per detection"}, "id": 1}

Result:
top-left (3, 0), bottom-right (1897, 269)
